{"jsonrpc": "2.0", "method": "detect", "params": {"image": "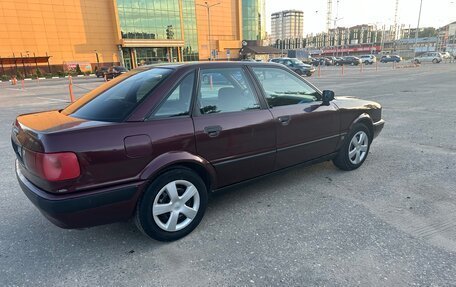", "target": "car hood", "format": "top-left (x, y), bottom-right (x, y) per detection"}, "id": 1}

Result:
top-left (333, 96), bottom-right (382, 122)
top-left (333, 96), bottom-right (381, 110)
